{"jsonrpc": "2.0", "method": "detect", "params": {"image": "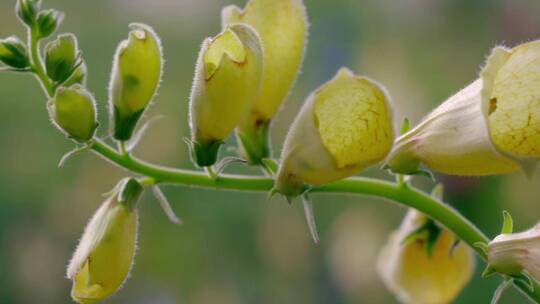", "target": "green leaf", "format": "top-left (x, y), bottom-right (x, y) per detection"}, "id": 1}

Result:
top-left (152, 186), bottom-right (183, 225)
top-left (482, 265), bottom-right (497, 278)
top-left (400, 117), bottom-right (410, 135)
top-left (474, 242), bottom-right (489, 255)
top-left (501, 210), bottom-right (514, 234)
top-left (431, 183), bottom-right (444, 200)
top-left (301, 194), bottom-right (320, 244)
top-left (58, 142), bottom-right (92, 167)
top-left (491, 279), bottom-right (512, 304)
